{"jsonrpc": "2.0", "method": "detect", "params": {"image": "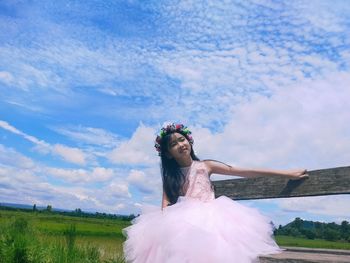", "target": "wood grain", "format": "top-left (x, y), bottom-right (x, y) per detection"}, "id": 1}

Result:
top-left (212, 166), bottom-right (350, 200)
